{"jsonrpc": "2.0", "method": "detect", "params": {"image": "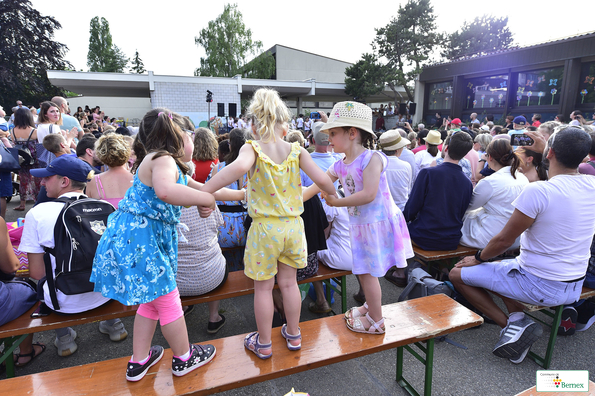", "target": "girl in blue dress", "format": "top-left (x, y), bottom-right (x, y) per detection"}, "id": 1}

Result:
top-left (91, 109), bottom-right (242, 381)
